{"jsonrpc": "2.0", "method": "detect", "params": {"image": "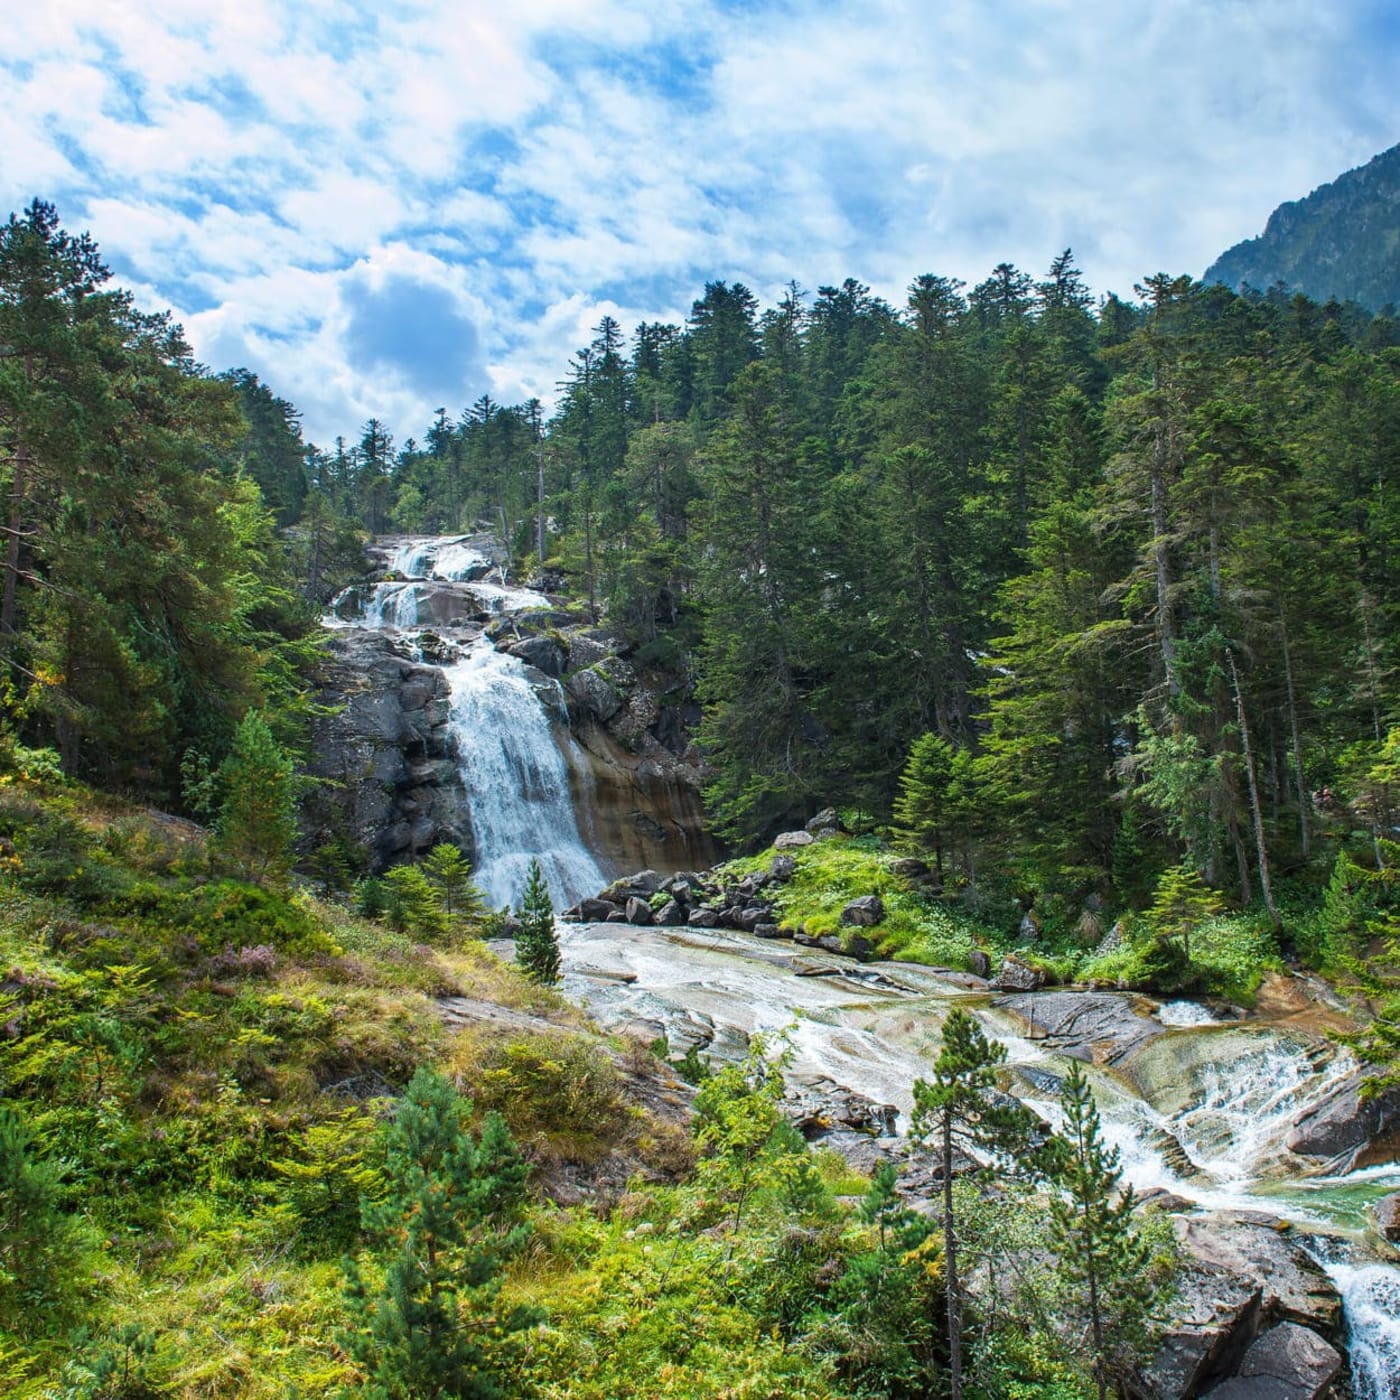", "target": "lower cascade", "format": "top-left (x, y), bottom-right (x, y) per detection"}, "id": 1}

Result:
top-left (442, 642), bottom-right (604, 910)
top-left (557, 919), bottom-right (1400, 1399)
